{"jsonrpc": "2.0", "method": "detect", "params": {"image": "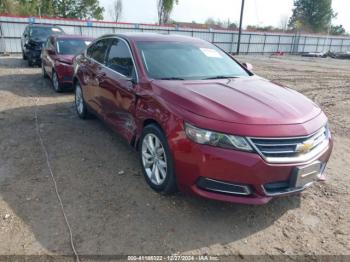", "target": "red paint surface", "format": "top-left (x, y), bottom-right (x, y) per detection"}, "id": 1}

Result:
top-left (74, 34), bottom-right (333, 204)
top-left (42, 35), bottom-right (94, 85)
